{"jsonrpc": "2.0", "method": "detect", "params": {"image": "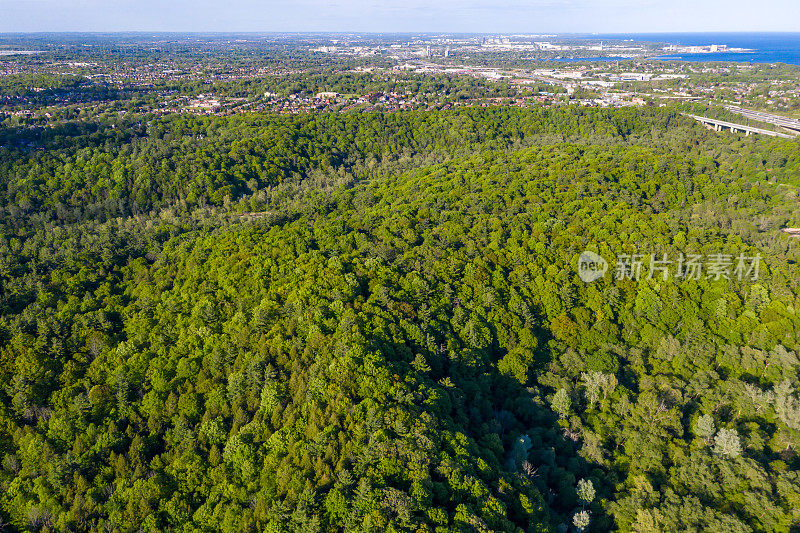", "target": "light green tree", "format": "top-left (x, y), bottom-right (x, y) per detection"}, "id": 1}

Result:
top-left (552, 388), bottom-right (571, 419)
top-left (713, 428), bottom-right (742, 457)
top-left (573, 510), bottom-right (591, 531)
top-left (694, 414), bottom-right (716, 444)
top-left (577, 479), bottom-right (595, 508)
